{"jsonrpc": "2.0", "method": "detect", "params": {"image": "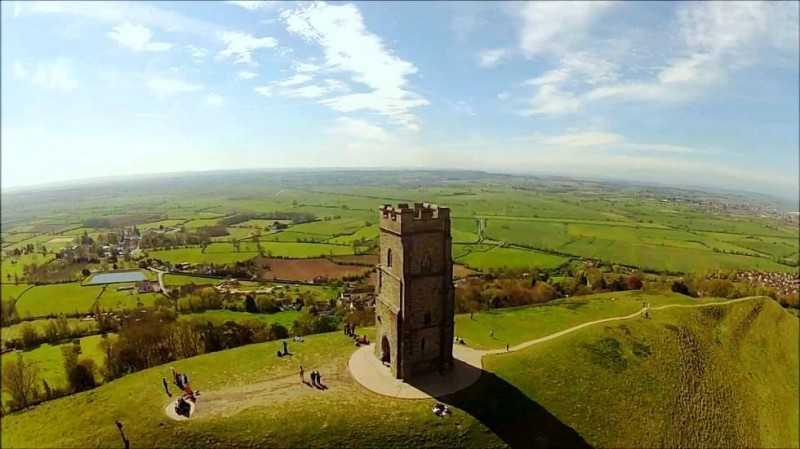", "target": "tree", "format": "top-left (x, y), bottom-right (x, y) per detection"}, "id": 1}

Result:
top-left (671, 280), bottom-right (693, 297)
top-left (626, 275), bottom-right (643, 290)
top-left (244, 295), bottom-right (258, 313)
top-left (55, 314), bottom-right (71, 339)
top-left (82, 268), bottom-right (91, 278)
top-left (2, 353), bottom-right (40, 409)
top-left (20, 322), bottom-right (38, 349)
top-left (44, 320), bottom-right (59, 343)
top-left (68, 359), bottom-right (97, 393)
